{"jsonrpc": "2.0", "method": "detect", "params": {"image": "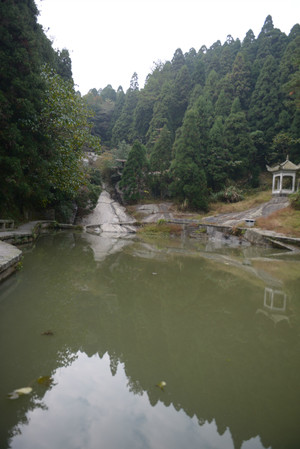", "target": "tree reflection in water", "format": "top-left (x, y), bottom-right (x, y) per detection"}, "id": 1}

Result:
top-left (0, 232), bottom-right (299, 449)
